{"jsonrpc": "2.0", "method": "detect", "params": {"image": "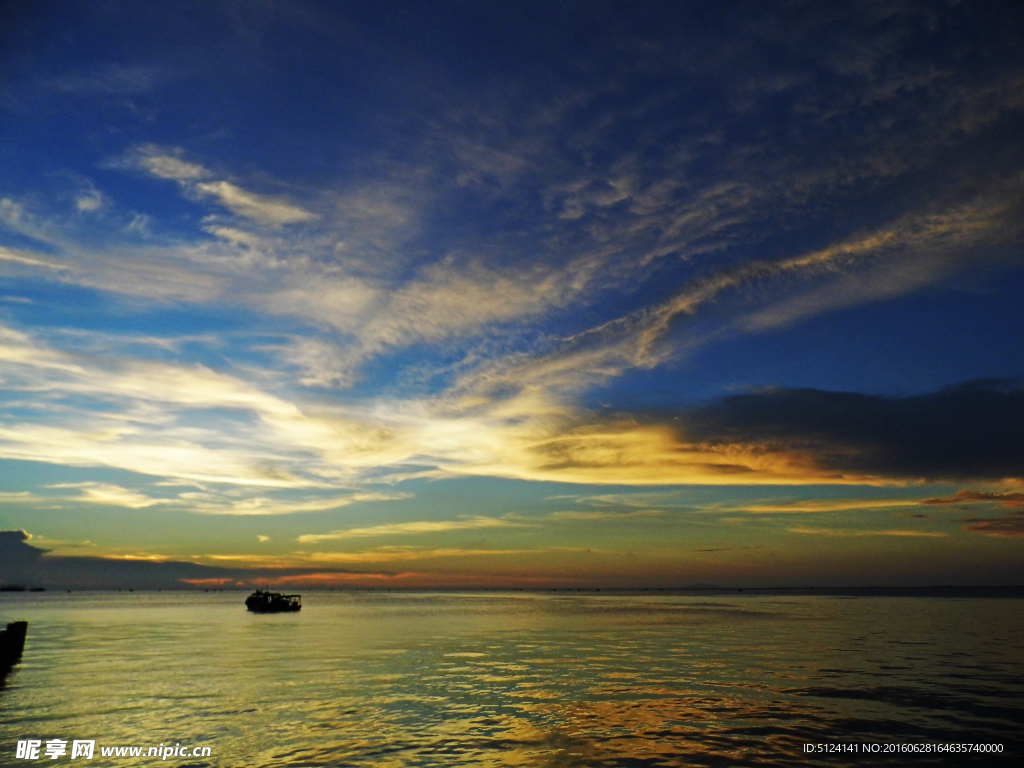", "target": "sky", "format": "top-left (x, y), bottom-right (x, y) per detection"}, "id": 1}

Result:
top-left (0, 0), bottom-right (1022, 589)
